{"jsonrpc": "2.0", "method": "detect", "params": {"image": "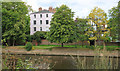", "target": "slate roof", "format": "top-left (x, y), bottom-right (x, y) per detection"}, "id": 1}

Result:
top-left (30, 10), bottom-right (54, 14)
